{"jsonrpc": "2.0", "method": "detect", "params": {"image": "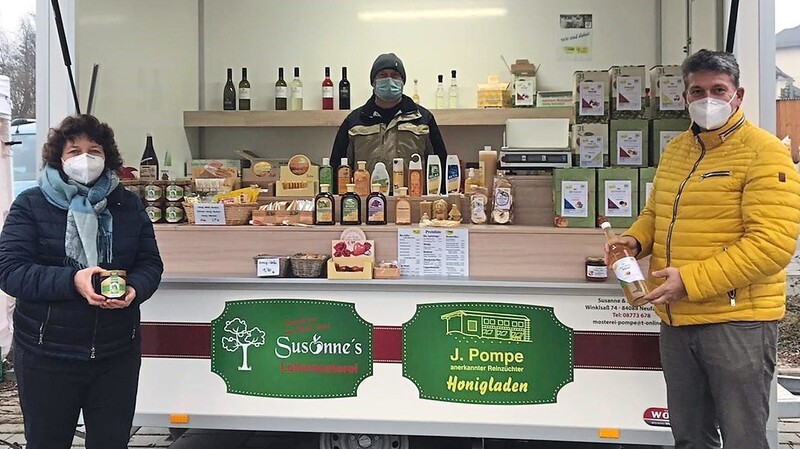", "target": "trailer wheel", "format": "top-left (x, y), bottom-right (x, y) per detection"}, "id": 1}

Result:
top-left (319, 433), bottom-right (409, 449)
